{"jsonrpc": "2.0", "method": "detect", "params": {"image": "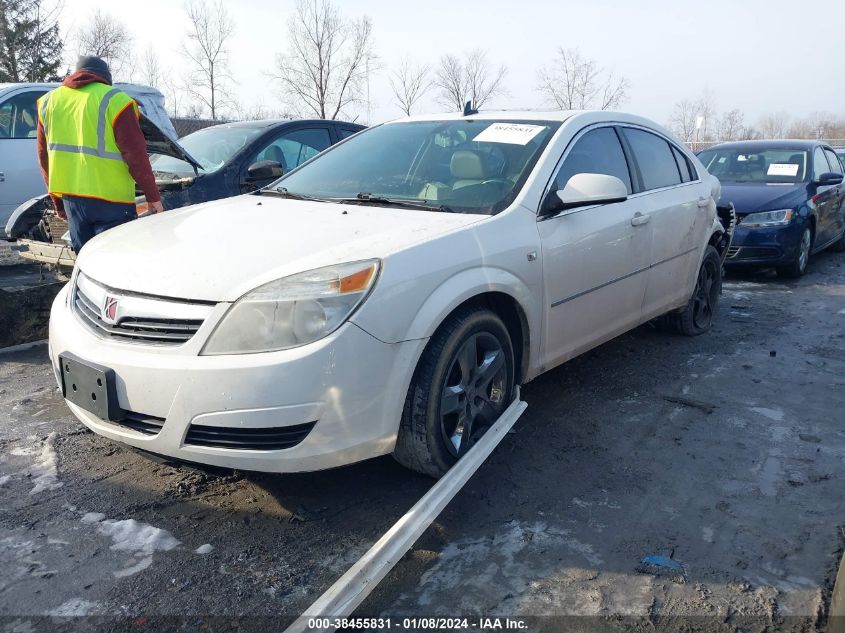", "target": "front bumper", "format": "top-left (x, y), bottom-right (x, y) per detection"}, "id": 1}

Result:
top-left (724, 222), bottom-right (804, 267)
top-left (48, 285), bottom-right (427, 472)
